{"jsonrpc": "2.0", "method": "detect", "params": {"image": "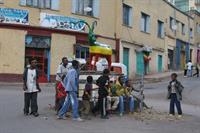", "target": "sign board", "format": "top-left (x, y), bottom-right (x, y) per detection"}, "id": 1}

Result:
top-left (40, 13), bottom-right (85, 31)
top-left (0, 8), bottom-right (29, 25)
